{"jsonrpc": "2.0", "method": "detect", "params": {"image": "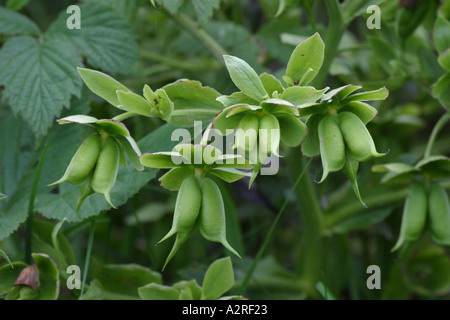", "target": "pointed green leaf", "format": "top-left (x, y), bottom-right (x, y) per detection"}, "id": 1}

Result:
top-left (285, 33), bottom-right (325, 86)
top-left (140, 152), bottom-right (183, 169)
top-left (282, 86), bottom-right (328, 106)
top-left (159, 167), bottom-right (195, 191)
top-left (0, 6), bottom-right (40, 35)
top-left (77, 67), bottom-right (130, 107)
top-left (432, 73), bottom-right (450, 109)
top-left (201, 257), bottom-right (234, 300)
top-left (339, 101), bottom-right (378, 124)
top-left (94, 119), bottom-right (130, 137)
top-left (277, 114), bottom-right (308, 147)
top-left (260, 73), bottom-right (284, 96)
top-left (115, 135), bottom-right (144, 171)
top-left (138, 283), bottom-right (180, 300)
top-left (217, 92), bottom-right (259, 108)
top-left (343, 87), bottom-right (389, 103)
top-left (117, 90), bottom-right (154, 116)
top-left (223, 55), bottom-right (268, 102)
top-left (208, 168), bottom-right (250, 183)
top-left (301, 114), bottom-right (324, 157)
